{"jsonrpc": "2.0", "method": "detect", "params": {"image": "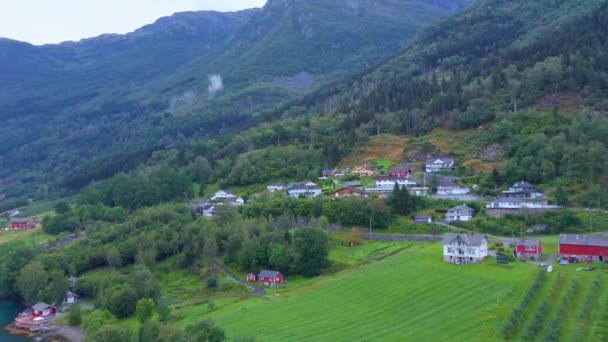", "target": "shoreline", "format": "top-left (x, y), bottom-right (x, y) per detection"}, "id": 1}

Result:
top-left (5, 324), bottom-right (84, 342)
